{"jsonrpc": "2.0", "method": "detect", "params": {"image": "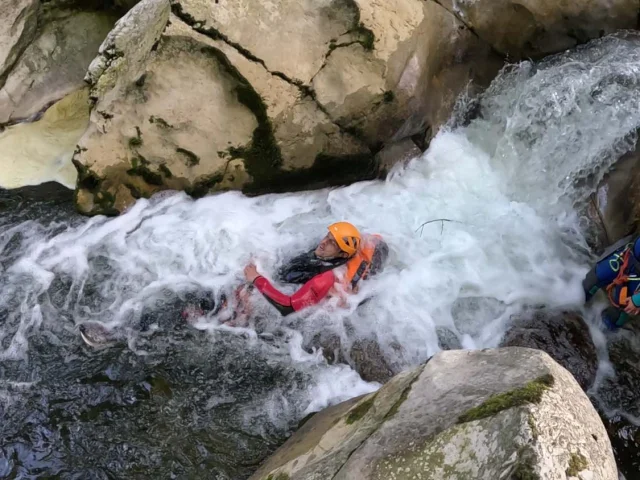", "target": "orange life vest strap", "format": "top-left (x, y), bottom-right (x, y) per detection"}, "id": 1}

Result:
top-left (343, 234), bottom-right (382, 290)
